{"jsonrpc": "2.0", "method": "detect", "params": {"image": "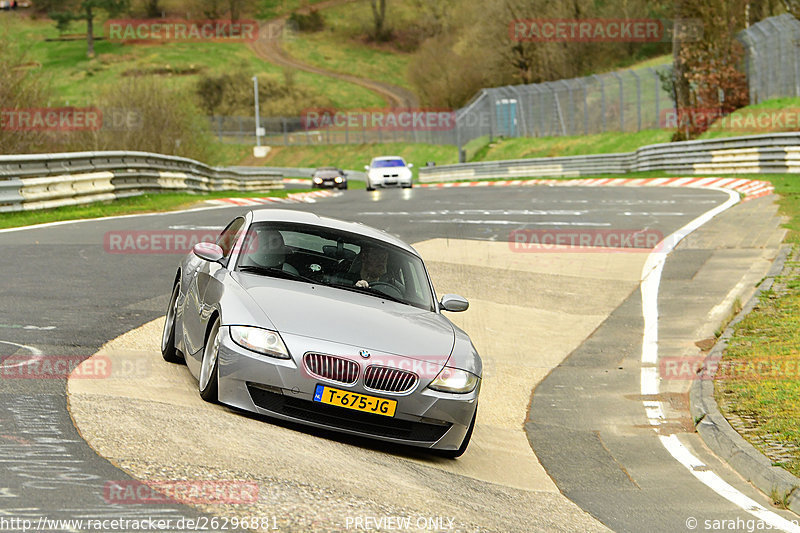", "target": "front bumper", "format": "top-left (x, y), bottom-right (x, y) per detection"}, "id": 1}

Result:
top-left (370, 179), bottom-right (412, 188)
top-left (216, 328), bottom-right (479, 451)
top-left (312, 180), bottom-right (346, 189)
